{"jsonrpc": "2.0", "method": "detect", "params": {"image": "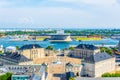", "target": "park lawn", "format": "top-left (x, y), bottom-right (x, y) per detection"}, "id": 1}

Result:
top-left (75, 37), bottom-right (102, 41)
top-left (36, 37), bottom-right (46, 41)
top-left (36, 36), bottom-right (49, 41)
